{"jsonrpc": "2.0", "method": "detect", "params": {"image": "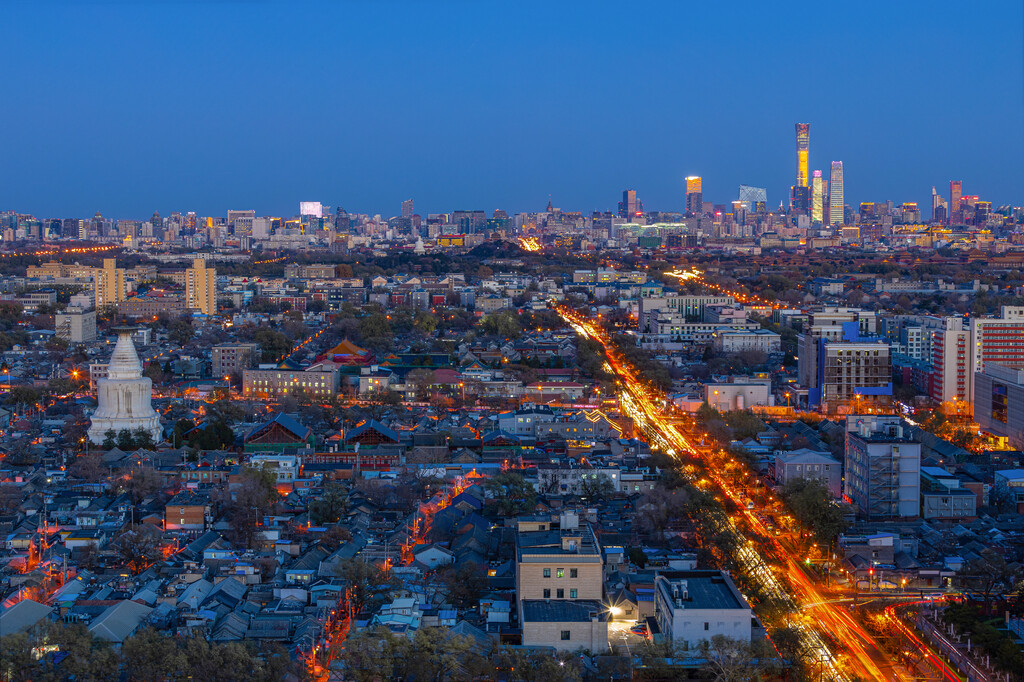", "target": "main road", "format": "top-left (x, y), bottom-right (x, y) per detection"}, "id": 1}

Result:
top-left (558, 306), bottom-right (936, 682)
